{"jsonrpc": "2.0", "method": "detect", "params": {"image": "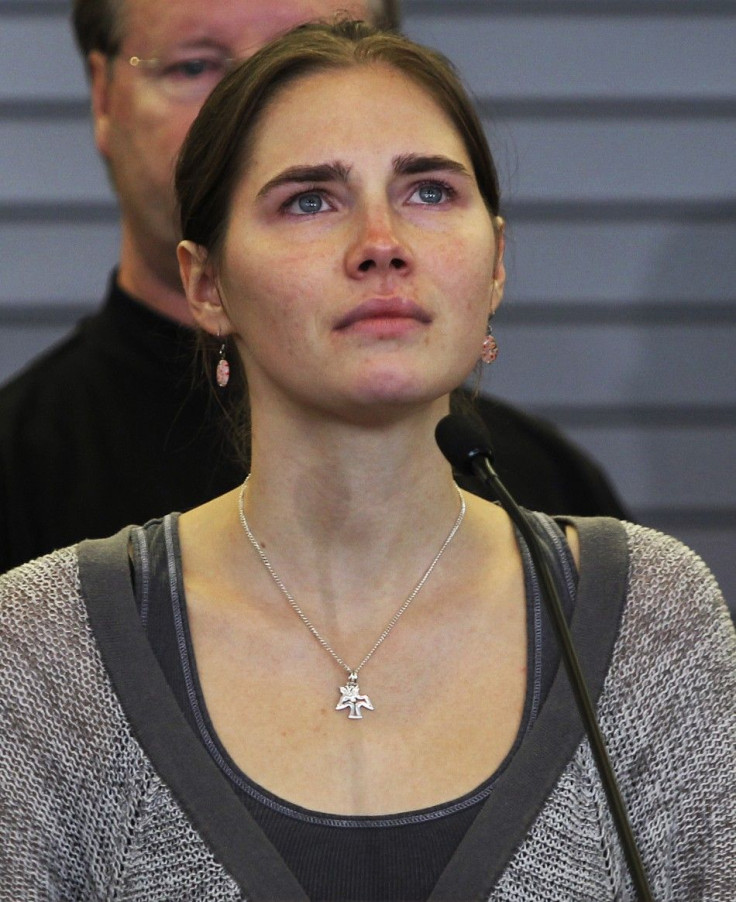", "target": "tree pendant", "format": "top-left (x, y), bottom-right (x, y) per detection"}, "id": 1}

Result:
top-left (336, 672), bottom-right (374, 719)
